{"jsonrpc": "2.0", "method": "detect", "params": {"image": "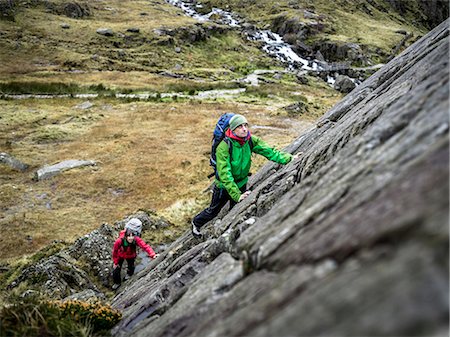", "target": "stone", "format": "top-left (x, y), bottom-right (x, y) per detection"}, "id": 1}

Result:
top-left (96, 28), bottom-right (114, 36)
top-left (0, 152), bottom-right (28, 171)
top-left (334, 74), bottom-right (356, 93)
top-left (34, 159), bottom-right (96, 180)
